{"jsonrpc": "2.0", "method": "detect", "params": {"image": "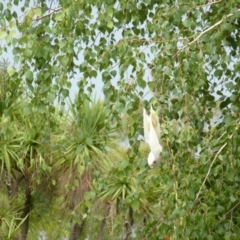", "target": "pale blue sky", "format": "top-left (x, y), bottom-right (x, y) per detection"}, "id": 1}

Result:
top-left (1, 1), bottom-right (154, 102)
